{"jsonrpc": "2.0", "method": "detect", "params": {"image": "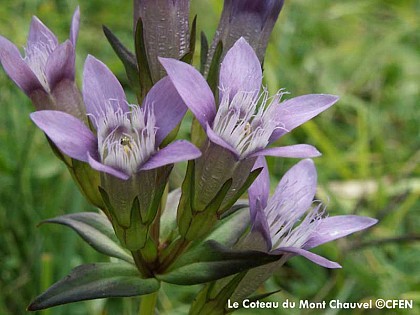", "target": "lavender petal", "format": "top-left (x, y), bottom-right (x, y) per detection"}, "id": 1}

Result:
top-left (250, 144), bottom-right (321, 158)
top-left (30, 110), bottom-right (97, 162)
top-left (269, 94), bottom-right (339, 142)
top-left (46, 40), bottom-right (75, 91)
top-left (249, 156), bottom-right (270, 211)
top-left (70, 6), bottom-right (80, 46)
top-left (143, 77), bottom-right (187, 145)
top-left (0, 36), bottom-right (44, 94)
top-left (83, 55), bottom-right (128, 125)
top-left (159, 57), bottom-right (216, 128)
top-left (28, 16), bottom-right (58, 47)
top-left (87, 153), bottom-right (130, 180)
top-left (219, 37), bottom-right (262, 101)
top-left (140, 140), bottom-right (201, 171)
top-left (305, 215), bottom-right (378, 249)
